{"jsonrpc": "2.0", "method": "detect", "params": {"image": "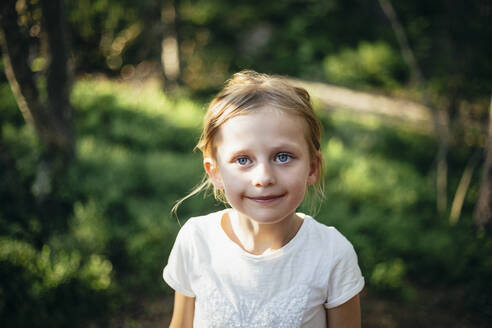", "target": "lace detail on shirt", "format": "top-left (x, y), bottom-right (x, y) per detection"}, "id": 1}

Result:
top-left (195, 281), bottom-right (309, 328)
